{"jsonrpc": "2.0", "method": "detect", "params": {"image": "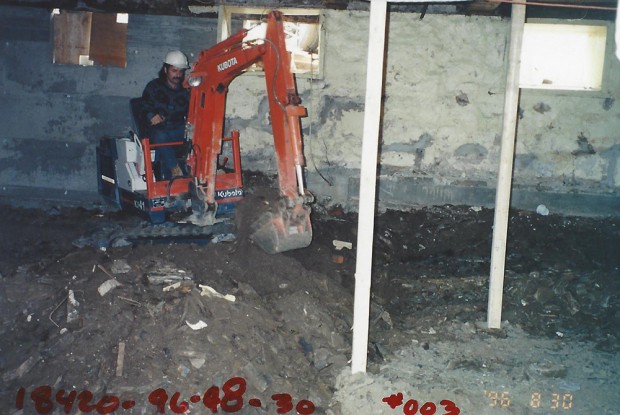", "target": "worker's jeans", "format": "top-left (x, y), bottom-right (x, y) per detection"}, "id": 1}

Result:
top-left (149, 126), bottom-right (184, 180)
